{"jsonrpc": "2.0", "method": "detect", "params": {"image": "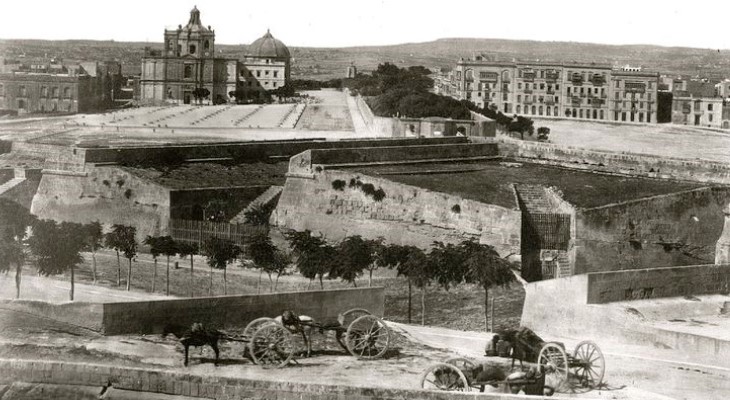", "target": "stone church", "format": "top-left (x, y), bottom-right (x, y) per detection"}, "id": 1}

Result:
top-left (139, 7), bottom-right (291, 105)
